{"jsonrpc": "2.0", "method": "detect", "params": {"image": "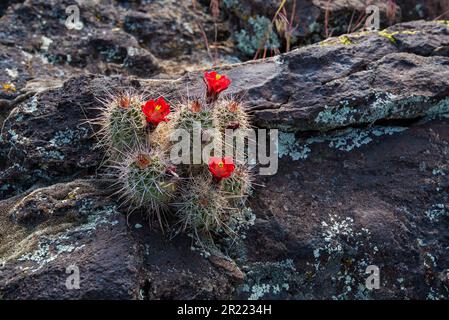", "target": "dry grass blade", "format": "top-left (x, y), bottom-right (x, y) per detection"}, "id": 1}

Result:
top-left (253, 0), bottom-right (288, 60)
